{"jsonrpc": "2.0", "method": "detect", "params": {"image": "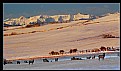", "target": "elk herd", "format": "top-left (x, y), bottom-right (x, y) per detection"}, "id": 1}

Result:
top-left (3, 59), bottom-right (35, 65)
top-left (3, 46), bottom-right (119, 65)
top-left (49, 46), bottom-right (119, 55)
